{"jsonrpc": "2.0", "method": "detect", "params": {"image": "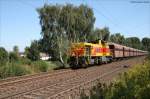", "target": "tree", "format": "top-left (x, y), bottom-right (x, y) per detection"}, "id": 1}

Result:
top-left (13, 46), bottom-right (19, 54)
top-left (26, 40), bottom-right (40, 61)
top-left (9, 45), bottom-right (20, 62)
top-left (110, 33), bottom-right (125, 45)
top-left (88, 27), bottom-right (110, 42)
top-left (0, 47), bottom-right (8, 66)
top-left (9, 52), bottom-right (19, 62)
top-left (100, 27), bottom-right (110, 41)
top-left (141, 37), bottom-right (150, 52)
top-left (37, 4), bottom-right (60, 59)
top-left (37, 4), bottom-right (95, 66)
top-left (75, 4), bottom-right (95, 42)
top-left (24, 47), bottom-right (30, 56)
top-left (125, 37), bottom-right (141, 49)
